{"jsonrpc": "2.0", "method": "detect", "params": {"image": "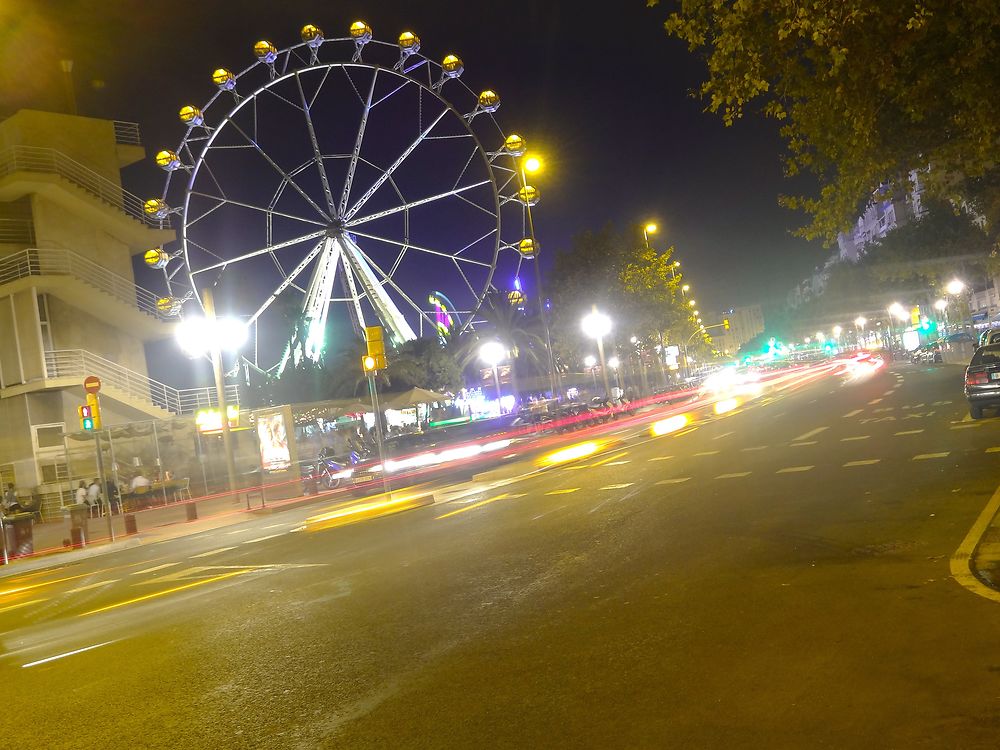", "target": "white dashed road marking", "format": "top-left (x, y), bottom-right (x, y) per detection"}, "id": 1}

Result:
top-left (604, 460), bottom-right (631, 466)
top-left (243, 533), bottom-right (284, 545)
top-left (777, 466), bottom-right (814, 473)
top-left (952, 424), bottom-right (981, 430)
top-left (546, 488), bottom-right (579, 495)
top-left (932, 400), bottom-right (952, 405)
top-left (130, 563), bottom-right (179, 576)
top-left (894, 430), bottom-right (923, 436)
top-left (656, 478), bottom-right (691, 485)
top-left (715, 472), bottom-right (751, 479)
top-left (694, 451), bottom-right (720, 457)
top-left (844, 460), bottom-right (881, 467)
top-left (600, 483), bottom-right (634, 490)
top-left (843, 409), bottom-right (863, 418)
top-left (841, 436), bottom-right (870, 442)
top-left (713, 431), bottom-right (735, 440)
top-left (67, 580), bottom-right (119, 594)
top-left (793, 427), bottom-right (828, 441)
top-left (791, 441), bottom-right (818, 447)
top-left (913, 453), bottom-right (950, 461)
top-left (868, 398), bottom-right (882, 405)
top-left (741, 445), bottom-right (768, 452)
top-left (191, 546), bottom-right (238, 559)
top-left (883, 390), bottom-right (895, 396)
top-left (648, 456), bottom-right (674, 462)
